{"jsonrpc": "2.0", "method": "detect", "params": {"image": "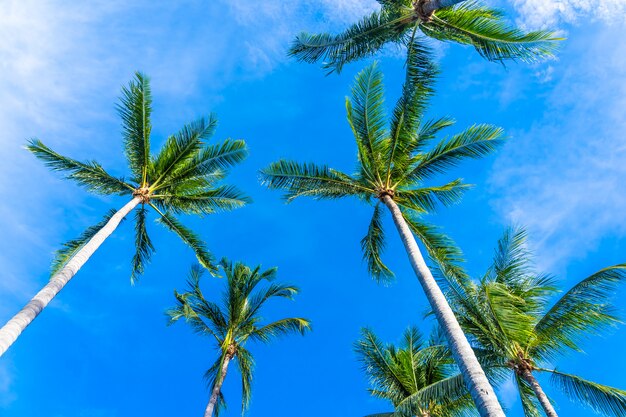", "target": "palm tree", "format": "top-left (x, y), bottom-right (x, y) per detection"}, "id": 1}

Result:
top-left (289, 0), bottom-right (561, 74)
top-left (167, 260), bottom-right (311, 417)
top-left (443, 227), bottom-right (626, 416)
top-left (0, 72), bottom-right (249, 357)
top-left (357, 326), bottom-right (476, 417)
top-left (261, 45), bottom-right (506, 417)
